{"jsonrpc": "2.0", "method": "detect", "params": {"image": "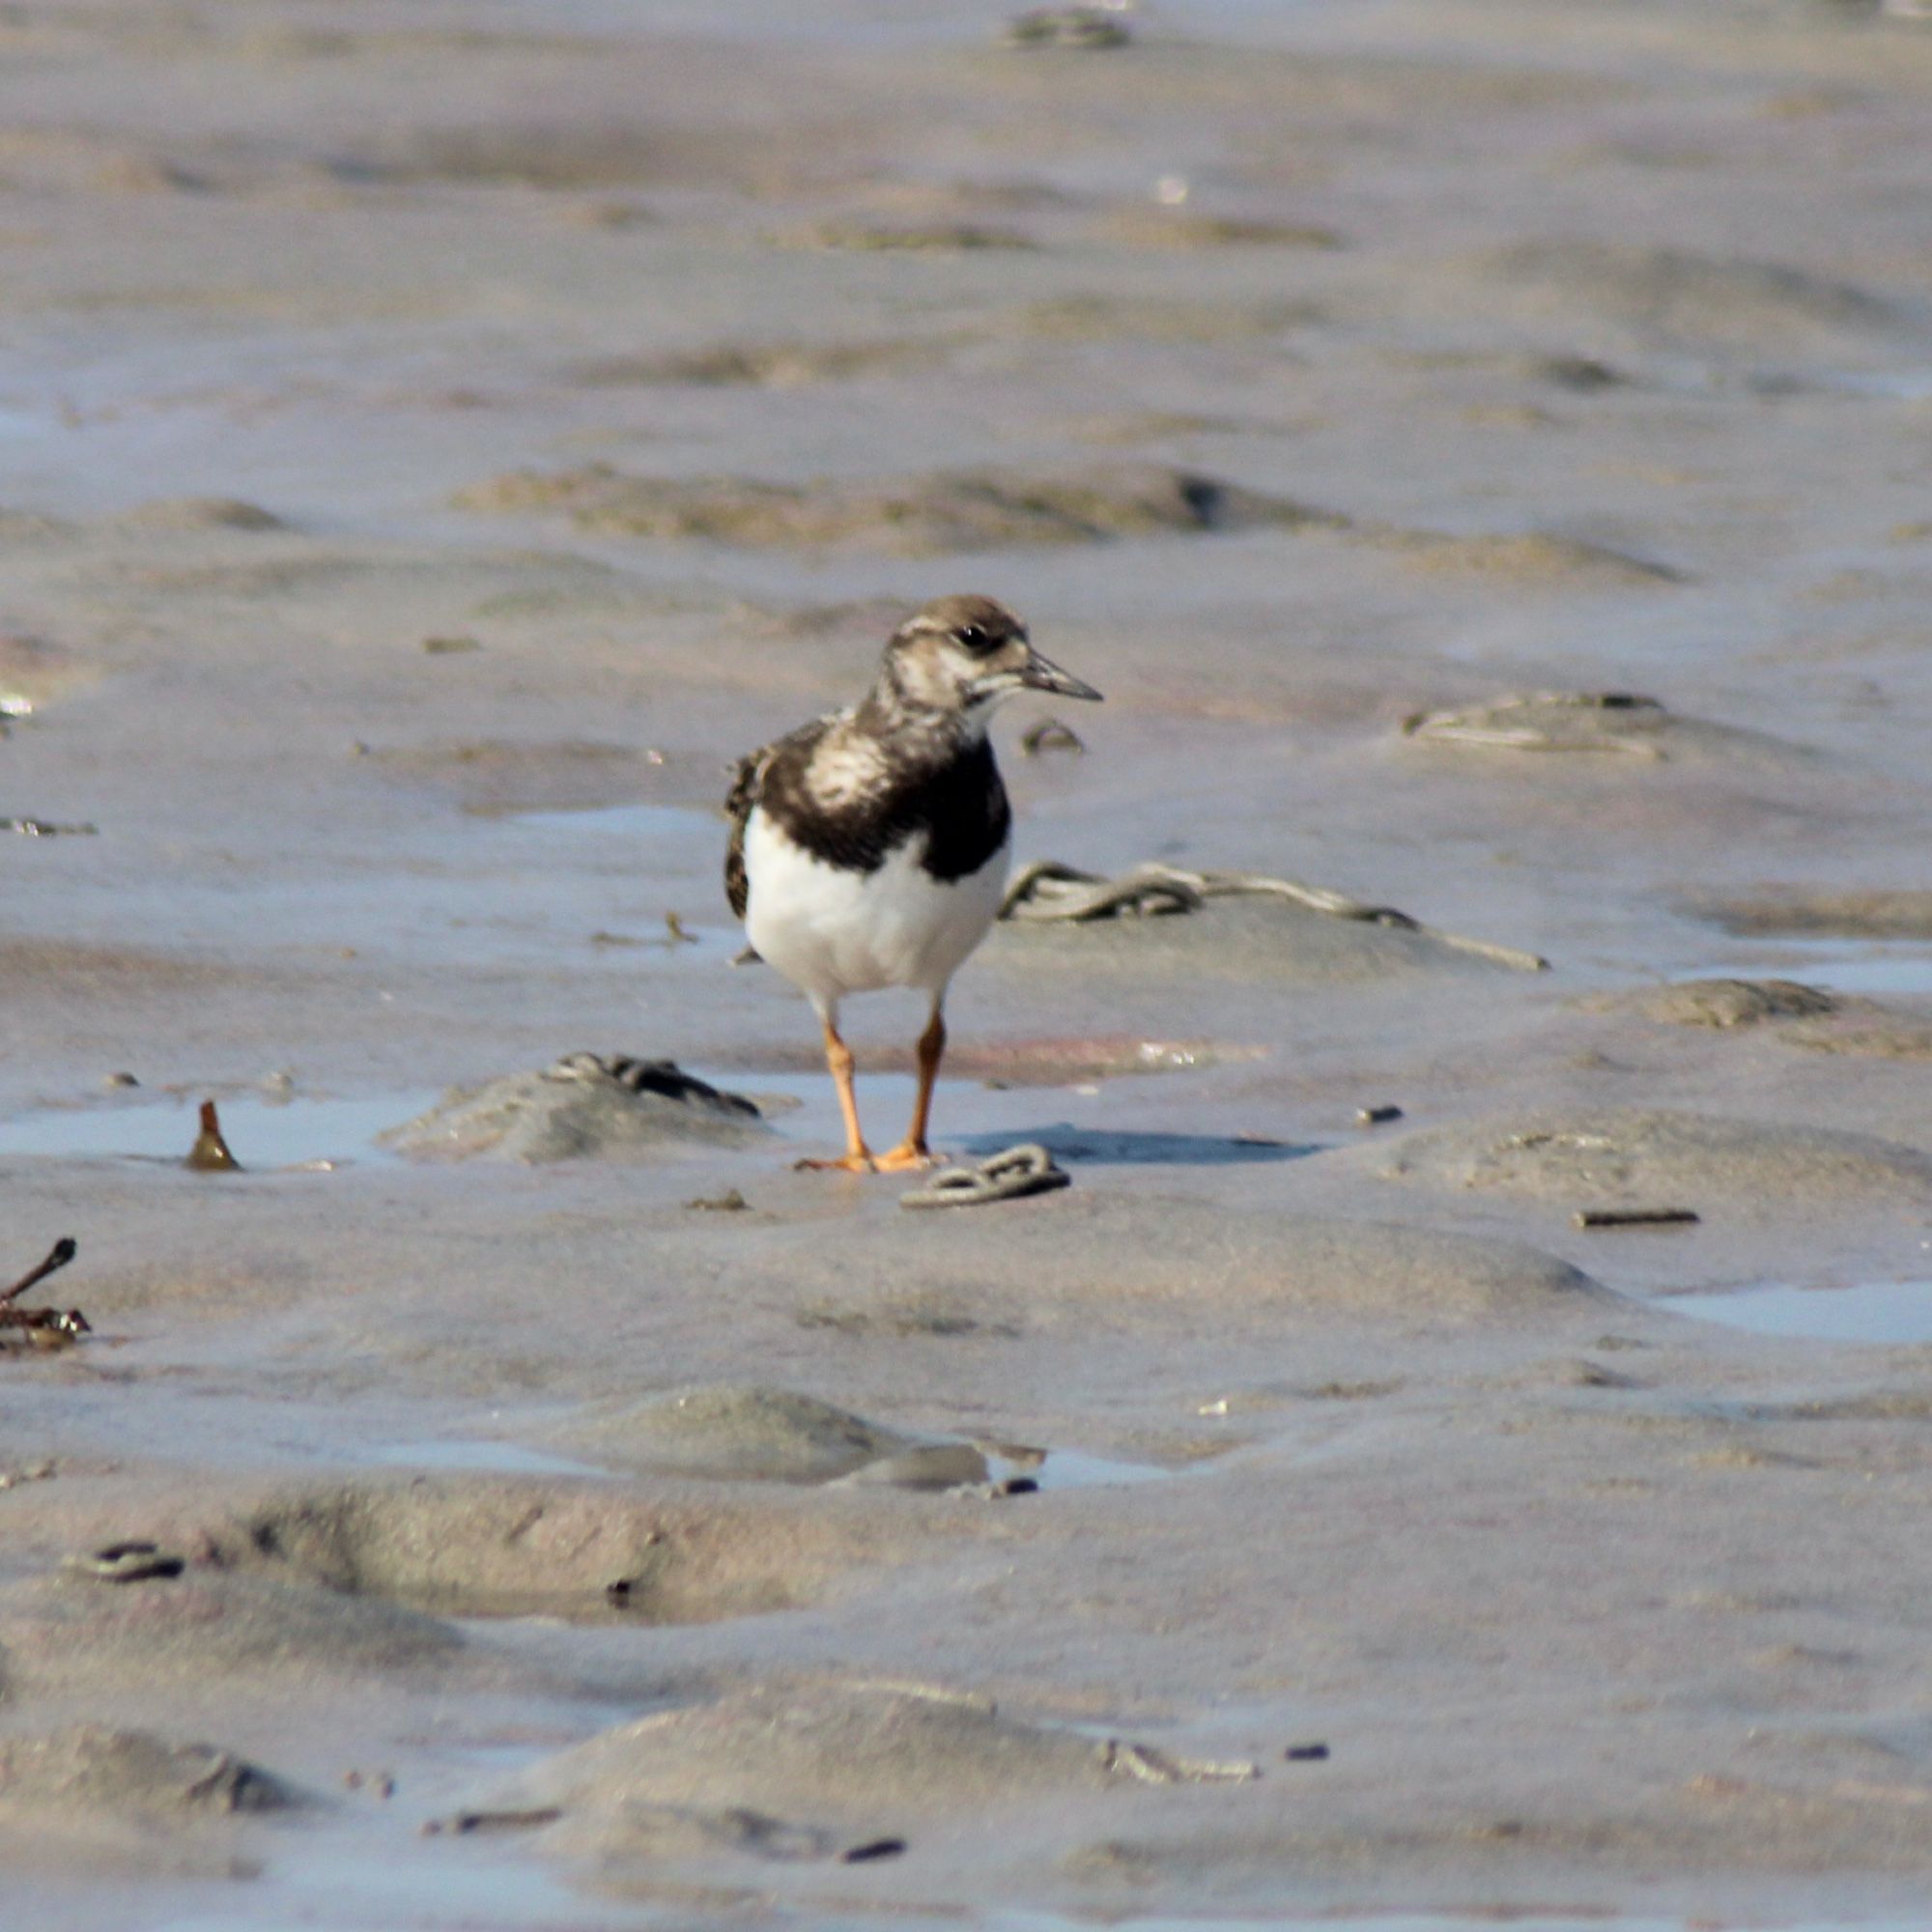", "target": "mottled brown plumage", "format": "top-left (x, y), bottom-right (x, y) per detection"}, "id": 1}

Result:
top-left (725, 720), bottom-right (1009, 918)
